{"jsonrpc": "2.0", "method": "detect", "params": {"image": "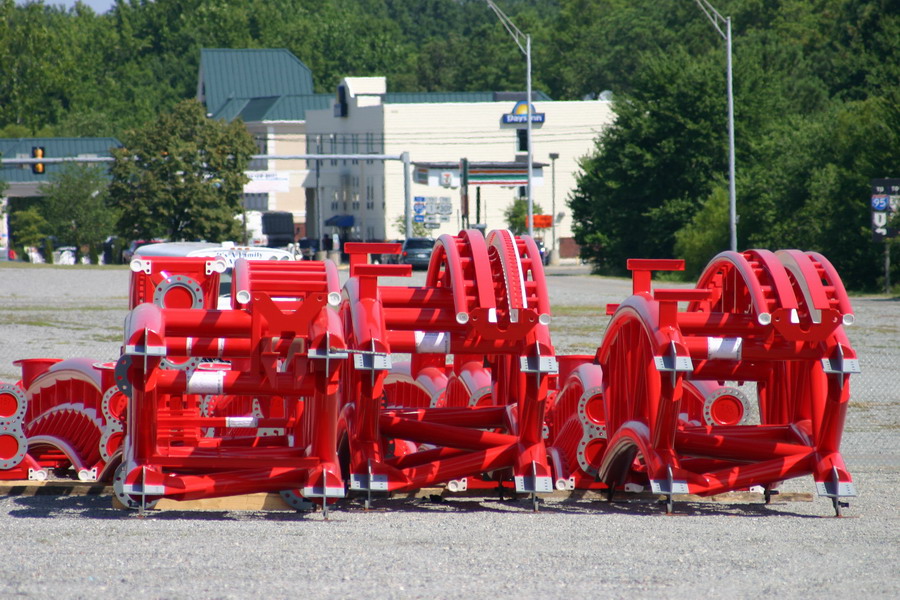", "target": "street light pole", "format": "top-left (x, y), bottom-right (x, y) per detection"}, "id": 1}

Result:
top-left (486, 0), bottom-right (535, 237)
top-left (549, 152), bottom-right (559, 264)
top-left (695, 0), bottom-right (737, 252)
